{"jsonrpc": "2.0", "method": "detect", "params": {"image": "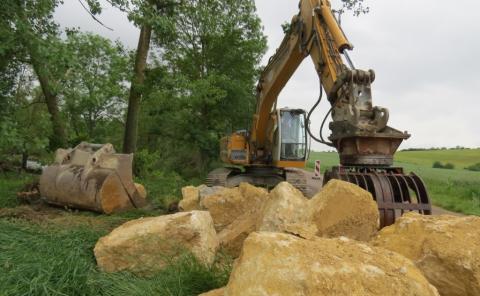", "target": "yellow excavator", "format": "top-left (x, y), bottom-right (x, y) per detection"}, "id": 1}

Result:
top-left (207, 0), bottom-right (431, 227)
